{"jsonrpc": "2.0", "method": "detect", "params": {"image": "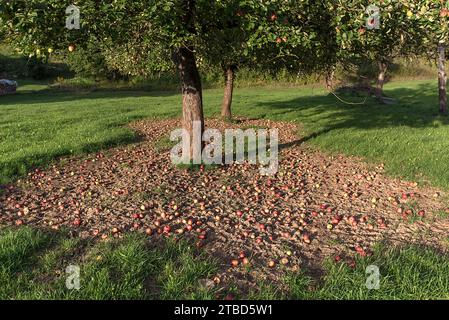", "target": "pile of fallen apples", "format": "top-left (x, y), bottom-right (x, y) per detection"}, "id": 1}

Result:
top-left (1, 118), bottom-right (448, 290)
